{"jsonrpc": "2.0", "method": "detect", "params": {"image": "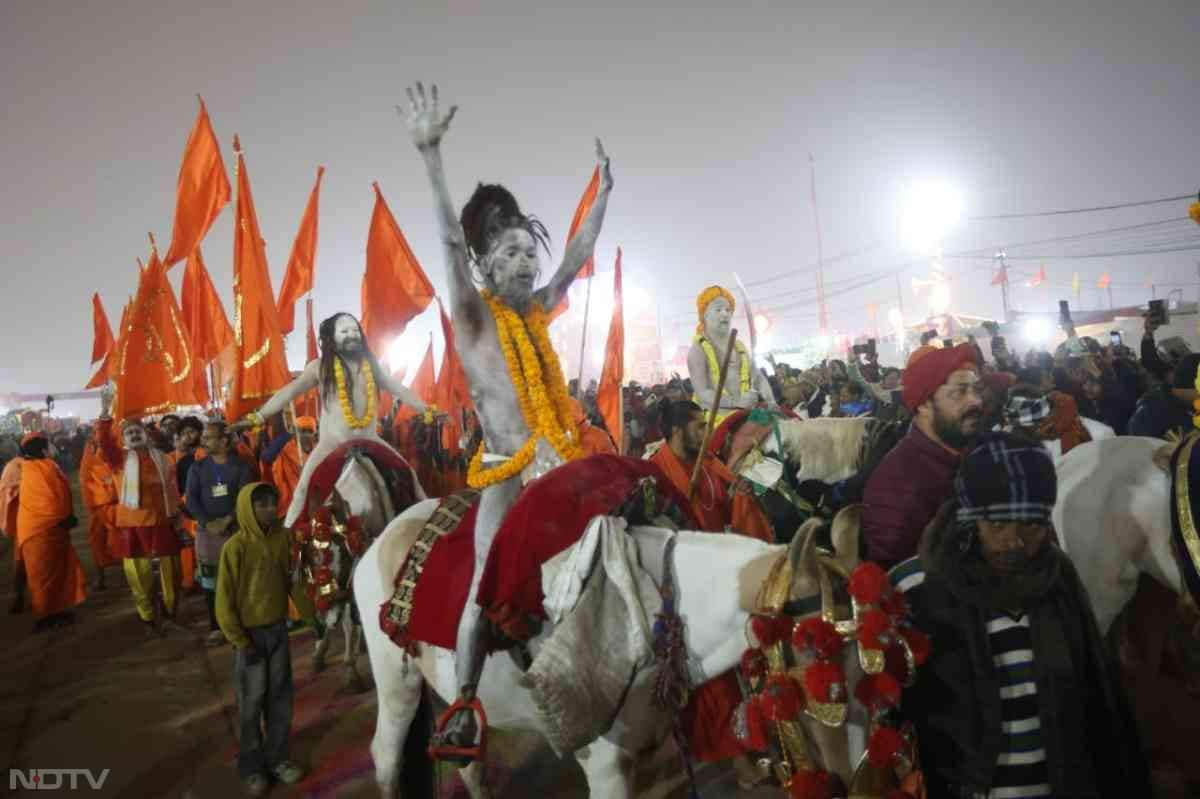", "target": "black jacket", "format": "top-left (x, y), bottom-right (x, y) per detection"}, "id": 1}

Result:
top-left (1128, 386), bottom-right (1192, 440)
top-left (897, 529), bottom-right (1150, 798)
